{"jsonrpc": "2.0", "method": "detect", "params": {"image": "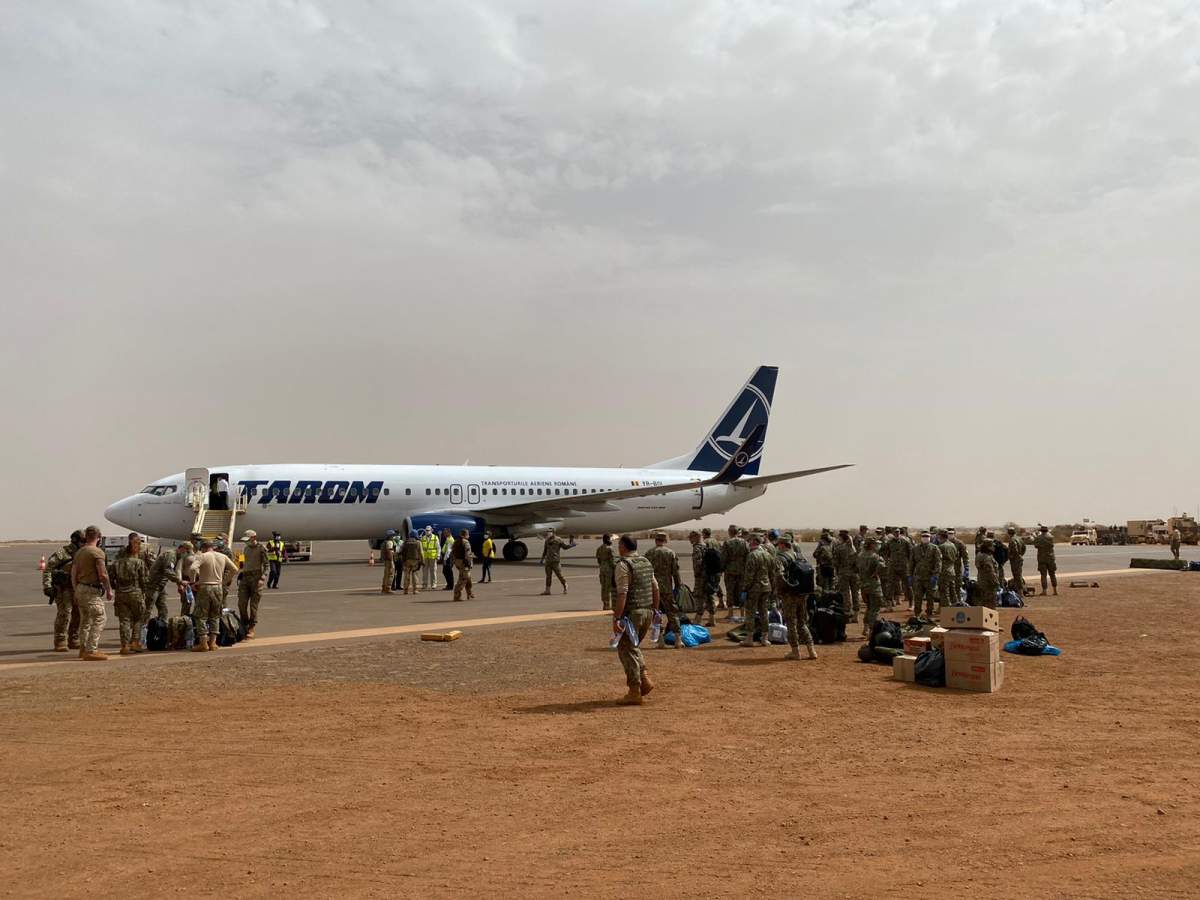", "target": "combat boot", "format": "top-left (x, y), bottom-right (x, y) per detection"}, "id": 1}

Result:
top-left (806, 645), bottom-right (818, 660)
top-left (191, 642), bottom-right (207, 653)
top-left (639, 673), bottom-right (655, 696)
top-left (68, 639), bottom-right (80, 650)
top-left (53, 640), bottom-right (68, 653)
top-left (78, 647), bottom-right (87, 659)
top-left (539, 590), bottom-right (551, 596)
top-left (562, 584), bottom-right (568, 594)
top-left (741, 635), bottom-right (755, 647)
top-left (674, 637), bottom-right (682, 650)
top-left (785, 648), bottom-right (801, 660)
top-left (131, 641), bottom-right (144, 653)
top-left (120, 642), bottom-right (132, 656)
top-left (618, 688), bottom-right (644, 706)
top-left (208, 636), bottom-right (218, 650)
top-left (244, 628), bottom-right (255, 640)
top-left (82, 650), bottom-right (109, 661)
